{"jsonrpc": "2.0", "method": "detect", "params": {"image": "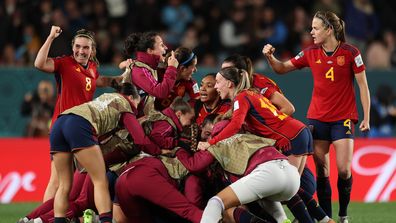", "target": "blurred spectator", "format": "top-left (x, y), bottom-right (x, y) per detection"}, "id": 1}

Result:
top-left (20, 80), bottom-right (55, 137)
top-left (344, 0), bottom-right (380, 57)
top-left (0, 0), bottom-right (396, 68)
top-left (365, 40), bottom-right (391, 69)
top-left (368, 84), bottom-right (396, 137)
top-left (161, 0), bottom-right (194, 48)
top-left (383, 30), bottom-right (396, 67)
top-left (219, 7), bottom-right (250, 55)
top-left (312, 0), bottom-right (342, 16)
